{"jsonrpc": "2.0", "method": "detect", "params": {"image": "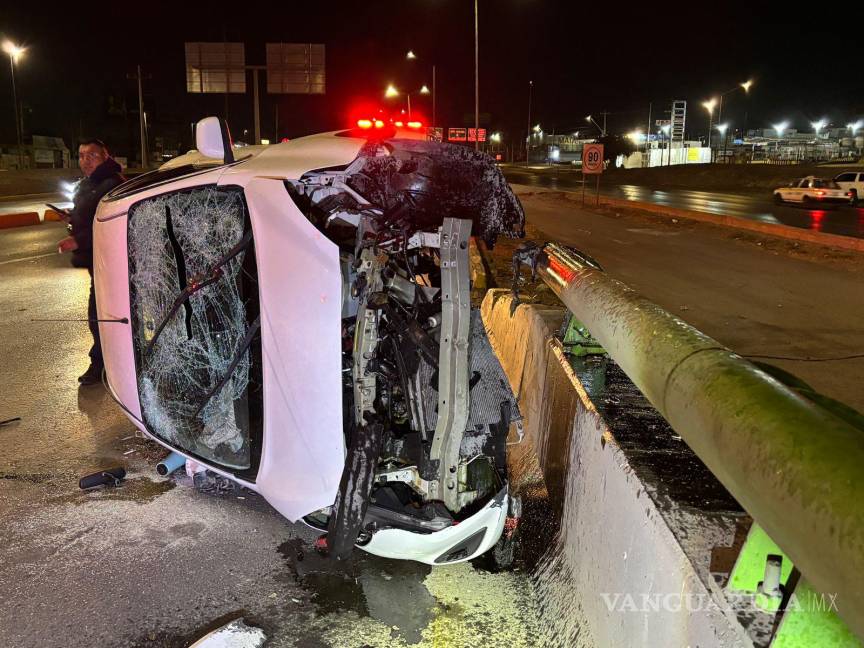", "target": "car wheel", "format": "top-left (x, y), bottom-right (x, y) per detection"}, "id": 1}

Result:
top-left (850, 190), bottom-right (859, 207)
top-left (480, 526), bottom-right (520, 572)
top-left (802, 195), bottom-right (813, 205)
top-left (773, 193), bottom-right (783, 204)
